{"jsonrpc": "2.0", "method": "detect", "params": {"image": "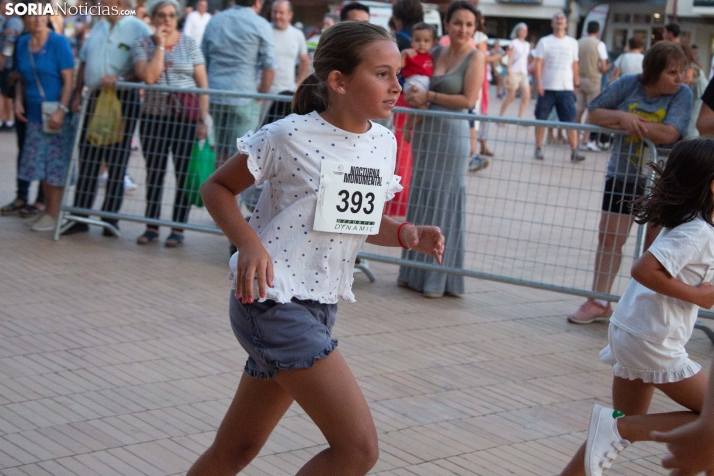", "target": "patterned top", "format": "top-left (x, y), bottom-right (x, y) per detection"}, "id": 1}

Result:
top-left (230, 111), bottom-right (403, 304)
top-left (131, 33), bottom-right (205, 116)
